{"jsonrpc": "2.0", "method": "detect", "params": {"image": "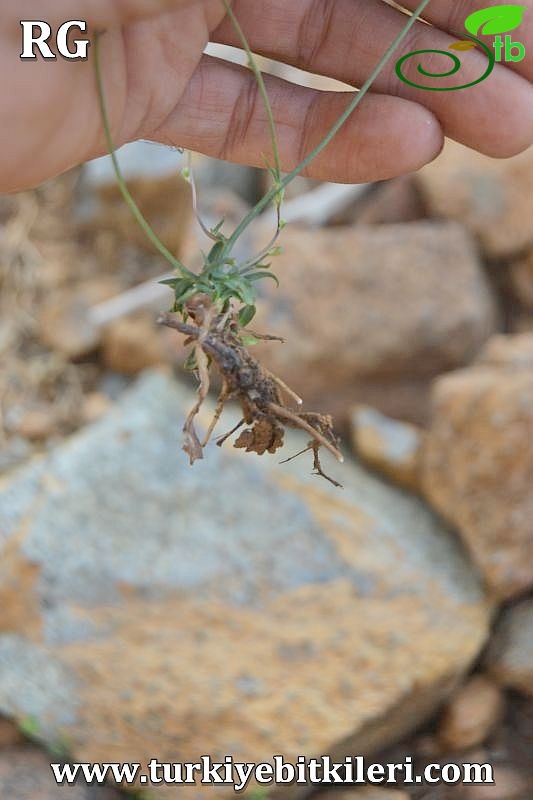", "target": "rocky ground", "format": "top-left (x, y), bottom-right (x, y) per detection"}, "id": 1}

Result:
top-left (0, 138), bottom-right (532, 799)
